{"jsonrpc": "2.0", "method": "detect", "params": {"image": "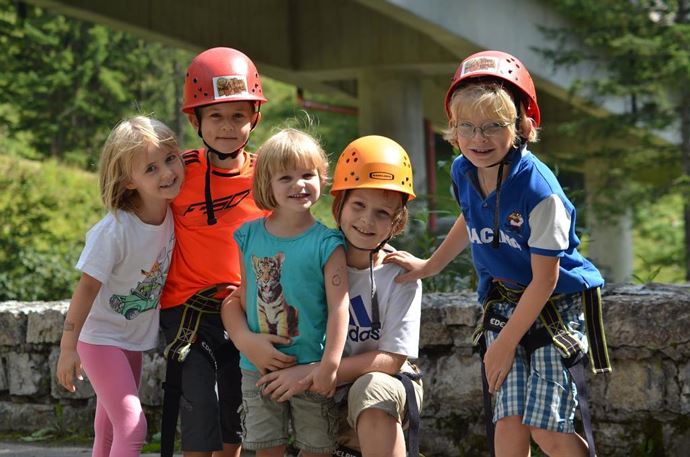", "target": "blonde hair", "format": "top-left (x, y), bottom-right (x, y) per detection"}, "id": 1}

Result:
top-left (99, 116), bottom-right (179, 213)
top-left (442, 82), bottom-right (539, 148)
top-left (331, 189), bottom-right (408, 239)
top-left (252, 128), bottom-right (329, 211)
